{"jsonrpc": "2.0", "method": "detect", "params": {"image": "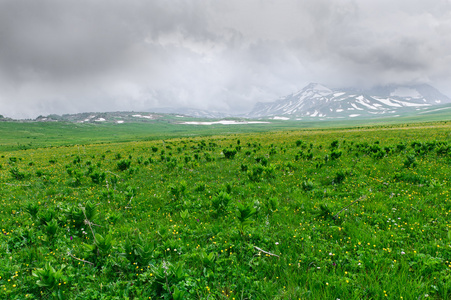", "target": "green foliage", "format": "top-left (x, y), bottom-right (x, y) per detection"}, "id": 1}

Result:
top-left (194, 182), bottom-right (206, 192)
top-left (117, 159), bottom-right (131, 171)
top-left (199, 249), bottom-right (216, 266)
top-left (393, 172), bottom-right (428, 185)
top-left (37, 208), bottom-right (56, 225)
top-left (84, 200), bottom-right (97, 221)
top-left (268, 197), bottom-right (279, 212)
top-left (45, 219), bottom-right (59, 236)
top-left (330, 150), bottom-right (342, 160)
top-left (83, 233), bottom-right (115, 263)
top-left (25, 202), bottom-right (39, 218)
top-left (403, 154), bottom-right (417, 168)
top-left (333, 170), bottom-right (347, 184)
top-left (90, 170), bottom-right (106, 184)
top-left (32, 263), bottom-right (66, 290)
top-left (148, 261), bottom-right (187, 299)
top-left (330, 140), bottom-right (339, 149)
top-left (223, 148), bottom-right (237, 159)
top-left (64, 206), bottom-right (83, 227)
top-left (247, 164), bottom-right (275, 182)
top-left (123, 235), bottom-right (154, 266)
top-left (237, 202), bottom-right (256, 234)
top-left (317, 204), bottom-right (333, 220)
top-left (302, 180), bottom-right (315, 191)
top-left (169, 181), bottom-right (187, 200)
top-left (9, 166), bottom-right (26, 180)
top-left (69, 169), bottom-right (83, 186)
top-left (211, 191), bottom-right (231, 216)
